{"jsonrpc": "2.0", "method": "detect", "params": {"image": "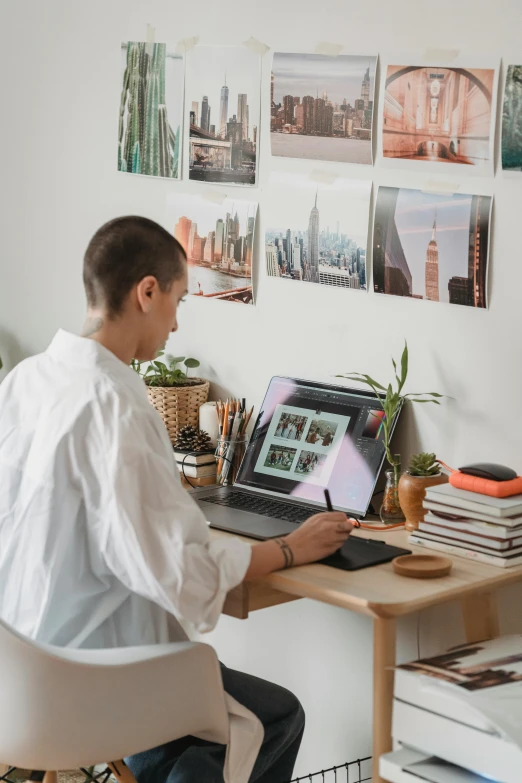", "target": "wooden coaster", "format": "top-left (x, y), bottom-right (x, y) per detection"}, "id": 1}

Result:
top-left (393, 554), bottom-right (453, 579)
